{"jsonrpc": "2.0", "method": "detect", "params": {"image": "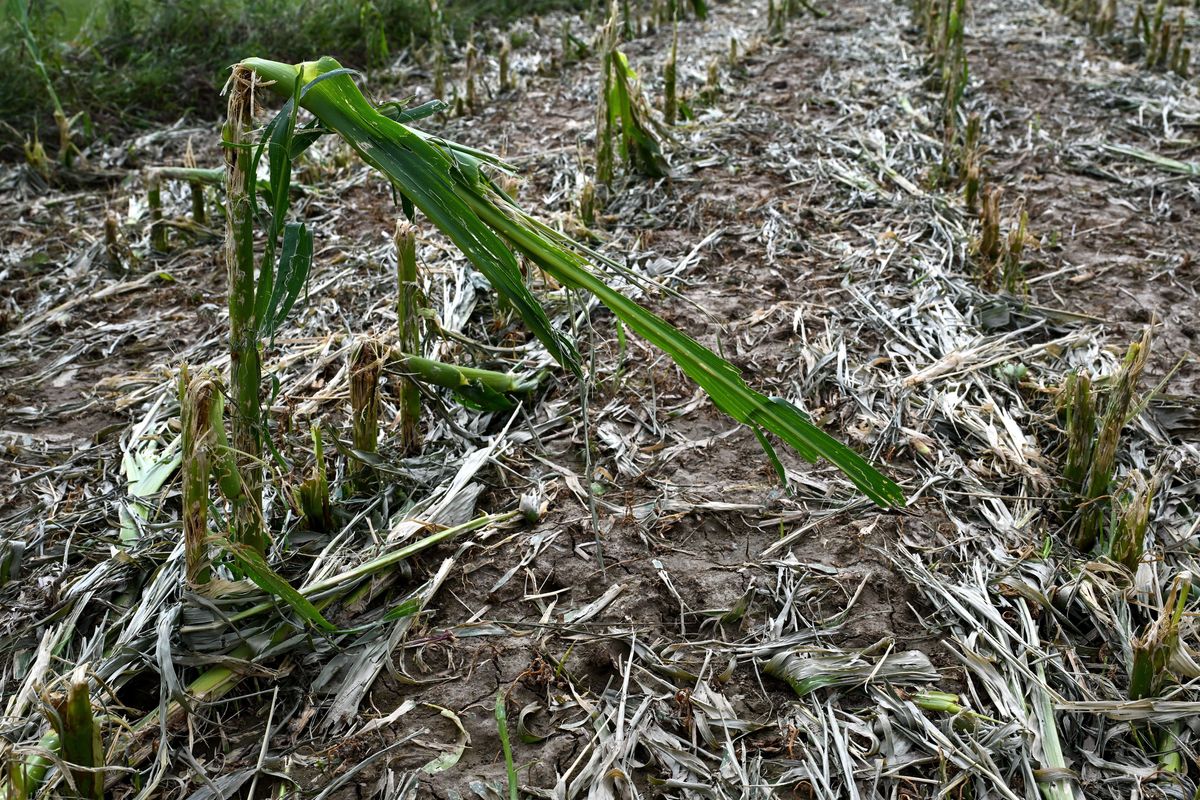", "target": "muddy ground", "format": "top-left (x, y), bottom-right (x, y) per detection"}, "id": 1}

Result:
top-left (2, 0), bottom-right (1199, 798)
